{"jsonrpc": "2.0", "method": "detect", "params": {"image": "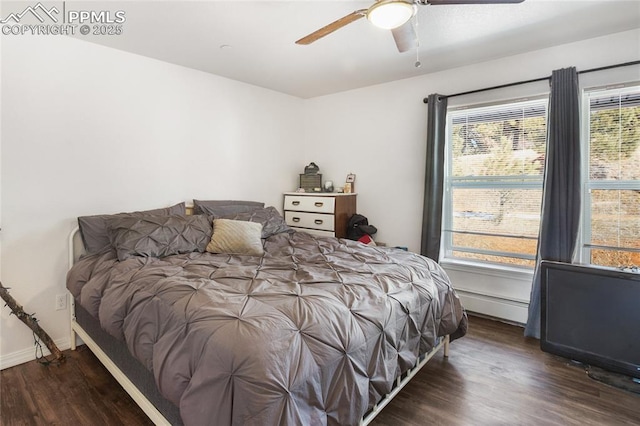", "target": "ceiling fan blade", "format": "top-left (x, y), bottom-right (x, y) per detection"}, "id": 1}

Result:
top-left (391, 22), bottom-right (417, 53)
top-left (296, 10), bottom-right (366, 45)
top-left (426, 0), bottom-right (524, 4)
